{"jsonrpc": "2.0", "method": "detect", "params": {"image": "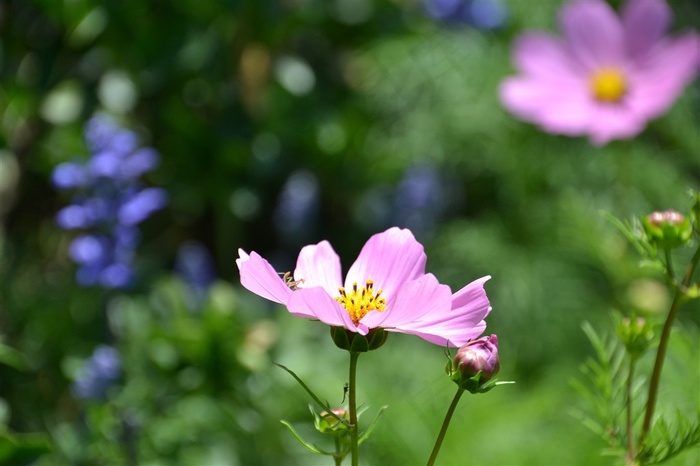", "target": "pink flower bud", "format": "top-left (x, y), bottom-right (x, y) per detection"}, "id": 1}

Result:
top-left (315, 408), bottom-right (349, 433)
top-left (454, 334), bottom-right (500, 383)
top-left (446, 335), bottom-right (502, 394)
top-left (646, 210), bottom-right (684, 227)
top-left (642, 209), bottom-right (692, 250)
